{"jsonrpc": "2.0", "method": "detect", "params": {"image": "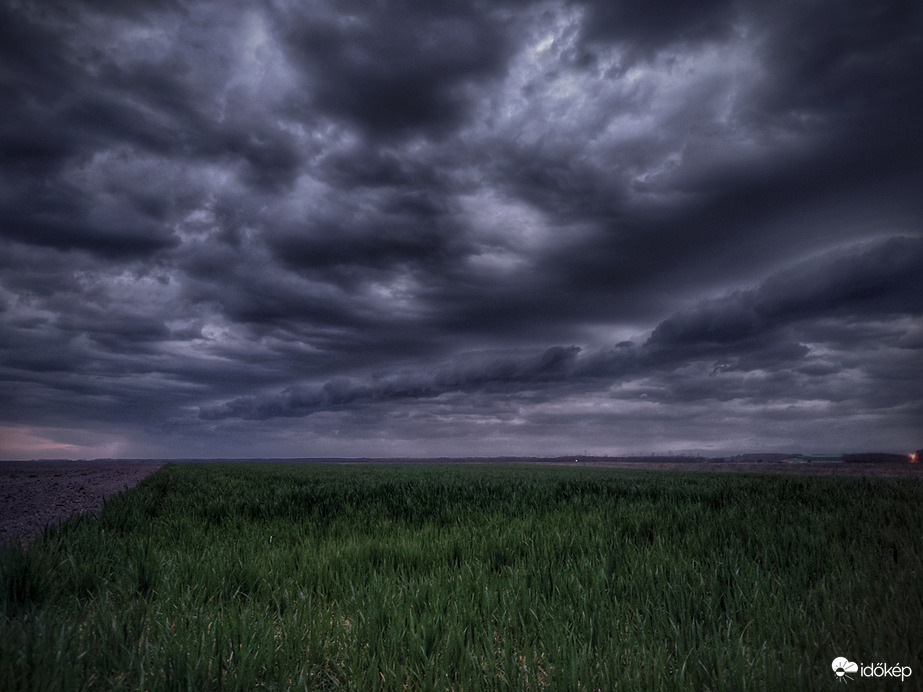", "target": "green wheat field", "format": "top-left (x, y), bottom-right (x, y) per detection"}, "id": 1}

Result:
top-left (2, 463), bottom-right (921, 690)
